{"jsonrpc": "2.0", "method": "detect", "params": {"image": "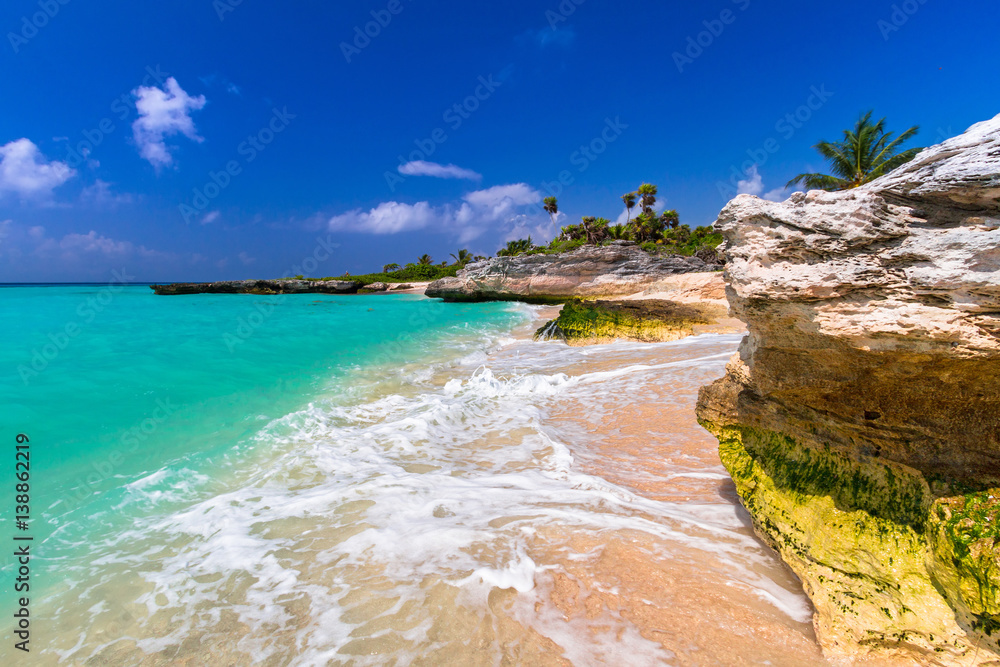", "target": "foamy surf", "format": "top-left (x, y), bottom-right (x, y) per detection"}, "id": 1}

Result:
top-left (36, 327), bottom-right (824, 666)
